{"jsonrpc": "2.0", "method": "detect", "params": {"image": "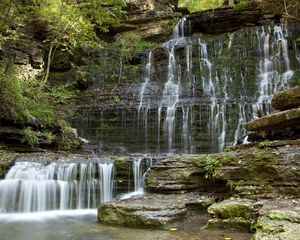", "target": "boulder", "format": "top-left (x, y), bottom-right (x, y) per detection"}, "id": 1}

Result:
top-left (98, 193), bottom-right (204, 227)
top-left (208, 198), bottom-right (255, 220)
top-left (206, 198), bottom-right (256, 231)
top-left (272, 86), bottom-right (300, 111)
